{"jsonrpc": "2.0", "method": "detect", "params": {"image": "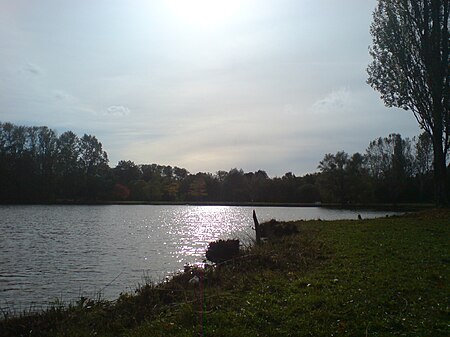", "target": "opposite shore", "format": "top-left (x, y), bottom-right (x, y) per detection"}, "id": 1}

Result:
top-left (0, 200), bottom-right (434, 211)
